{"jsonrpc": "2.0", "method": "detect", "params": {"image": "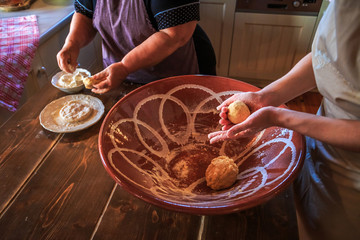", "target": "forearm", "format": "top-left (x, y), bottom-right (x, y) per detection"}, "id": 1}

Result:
top-left (121, 21), bottom-right (197, 73)
top-left (258, 53), bottom-right (317, 107)
top-left (64, 12), bottom-right (97, 49)
top-left (273, 107), bottom-right (360, 152)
